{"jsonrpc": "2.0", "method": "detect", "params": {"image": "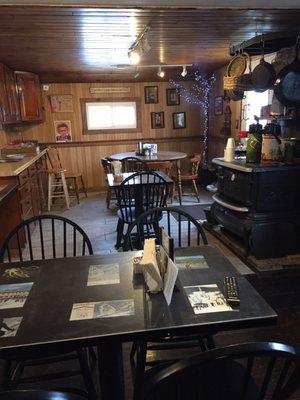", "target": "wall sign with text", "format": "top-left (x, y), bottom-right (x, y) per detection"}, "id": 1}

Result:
top-left (49, 95), bottom-right (74, 112)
